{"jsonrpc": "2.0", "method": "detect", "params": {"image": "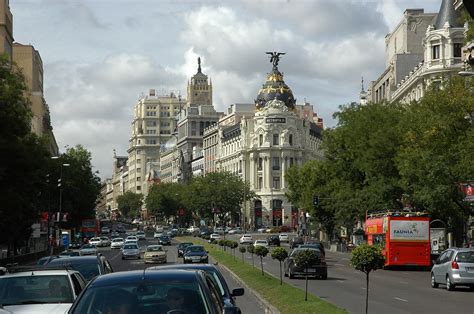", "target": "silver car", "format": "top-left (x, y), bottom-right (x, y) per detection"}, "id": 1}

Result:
top-left (431, 247), bottom-right (474, 290)
top-left (121, 243), bottom-right (140, 260)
